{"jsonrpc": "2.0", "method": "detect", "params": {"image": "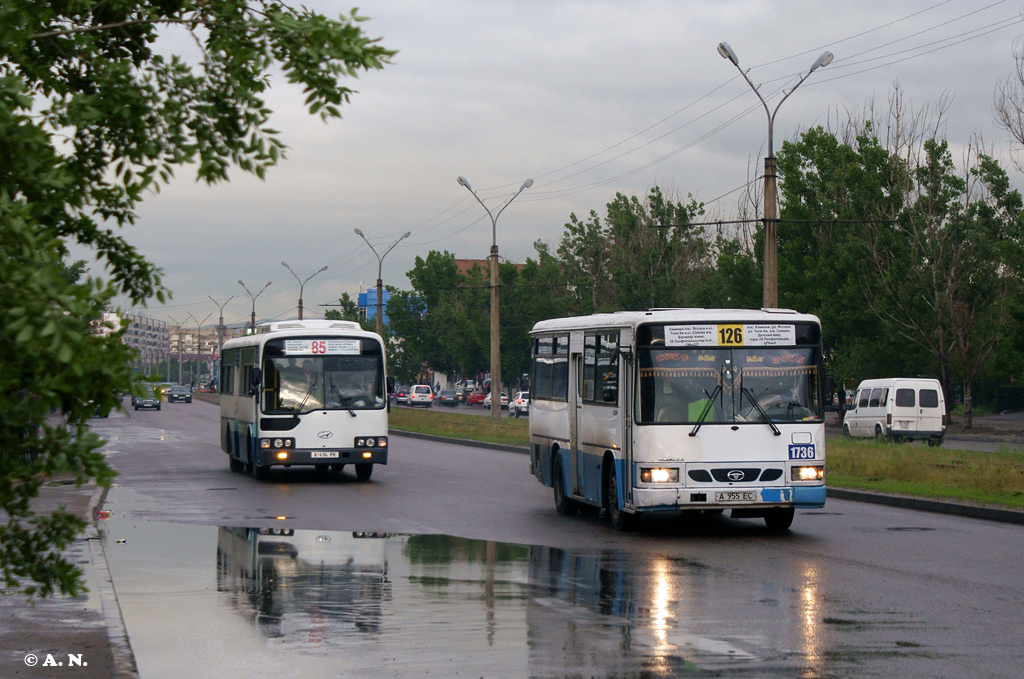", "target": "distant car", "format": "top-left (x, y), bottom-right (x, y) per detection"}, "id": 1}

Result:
top-left (482, 392), bottom-right (509, 409)
top-left (409, 384), bottom-right (434, 407)
top-left (436, 389), bottom-right (460, 407)
top-left (510, 391), bottom-right (530, 417)
top-left (167, 385), bottom-right (192, 403)
top-left (466, 388), bottom-right (488, 406)
top-left (393, 385), bottom-right (410, 405)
